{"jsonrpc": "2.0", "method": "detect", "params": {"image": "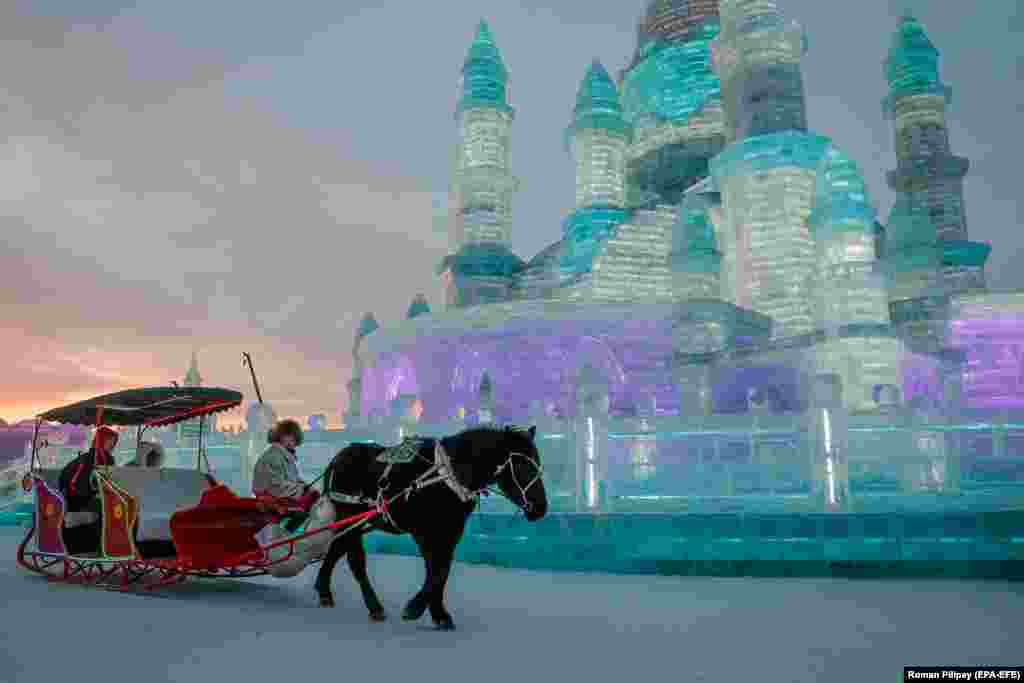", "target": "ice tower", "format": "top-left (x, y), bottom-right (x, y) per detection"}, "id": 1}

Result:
top-left (809, 147), bottom-right (901, 409)
top-left (559, 61), bottom-right (632, 299)
top-left (710, 0), bottom-right (816, 338)
top-left (714, 0), bottom-right (808, 143)
top-left (344, 312), bottom-right (379, 425)
top-left (442, 21), bottom-right (524, 309)
top-left (568, 61), bottom-right (630, 210)
top-left (883, 13), bottom-right (989, 297)
top-left (178, 351), bottom-right (209, 446)
top-left (620, 0), bottom-right (725, 207)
